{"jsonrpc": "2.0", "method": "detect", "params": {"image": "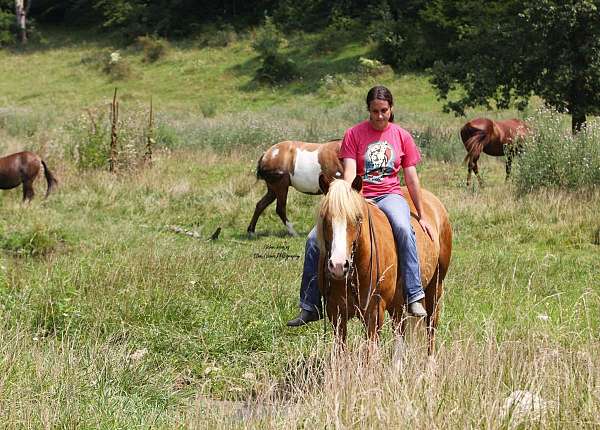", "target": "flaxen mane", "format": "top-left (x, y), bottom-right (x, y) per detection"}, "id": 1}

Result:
top-left (316, 180), bottom-right (363, 247)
